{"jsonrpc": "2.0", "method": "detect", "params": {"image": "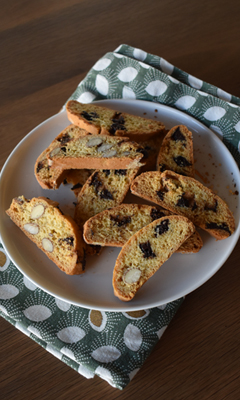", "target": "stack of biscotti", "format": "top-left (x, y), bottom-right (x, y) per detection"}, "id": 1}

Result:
top-left (30, 100), bottom-right (167, 262)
